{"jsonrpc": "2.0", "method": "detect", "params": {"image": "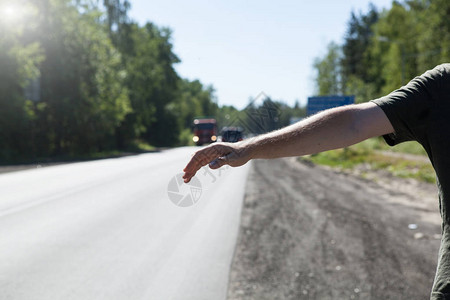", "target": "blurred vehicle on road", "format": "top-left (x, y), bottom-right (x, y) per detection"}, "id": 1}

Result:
top-left (221, 127), bottom-right (243, 143)
top-left (193, 118), bottom-right (217, 146)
